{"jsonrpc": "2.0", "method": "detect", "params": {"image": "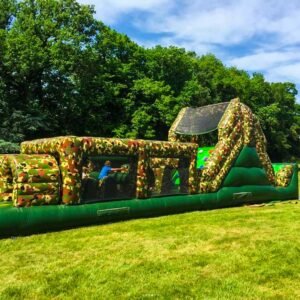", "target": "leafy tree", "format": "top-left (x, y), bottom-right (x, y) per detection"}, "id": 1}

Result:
top-left (73, 25), bottom-right (145, 137)
top-left (114, 78), bottom-right (174, 139)
top-left (246, 73), bottom-right (273, 109)
top-left (0, 0), bottom-right (16, 29)
top-left (1, 0), bottom-right (98, 140)
top-left (145, 46), bottom-right (197, 96)
top-left (0, 139), bottom-right (20, 154)
top-left (0, 0), bottom-right (298, 161)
